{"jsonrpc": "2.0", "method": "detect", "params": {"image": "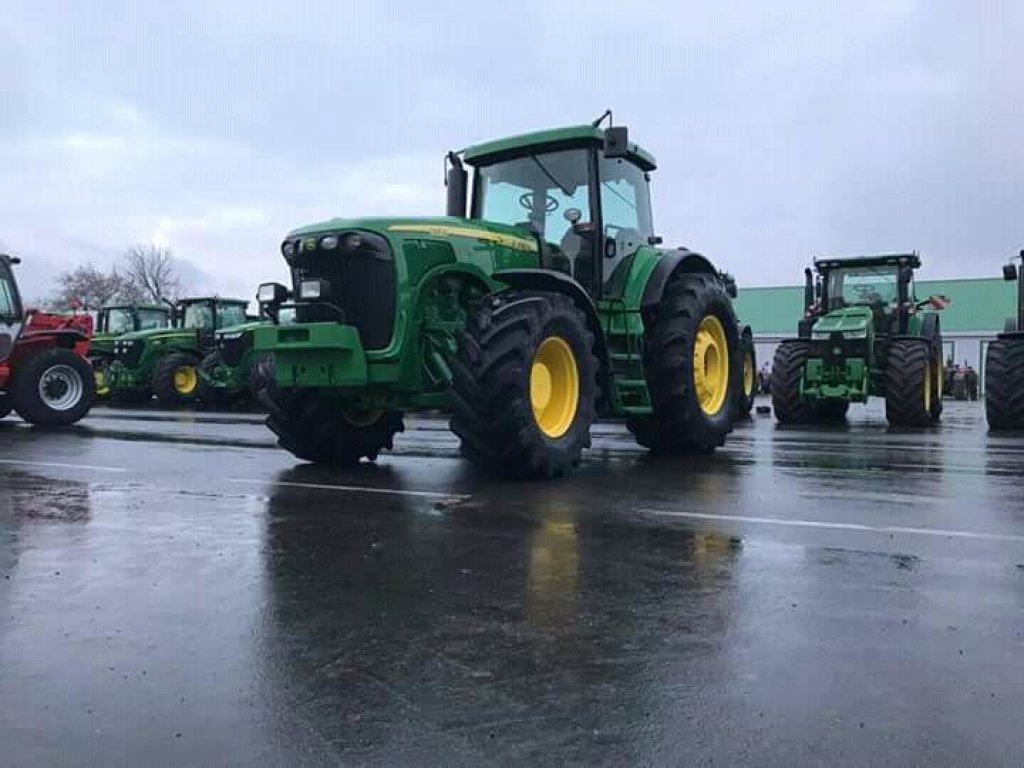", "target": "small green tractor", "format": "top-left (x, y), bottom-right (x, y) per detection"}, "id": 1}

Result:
top-left (985, 250), bottom-right (1024, 430)
top-left (772, 253), bottom-right (946, 426)
top-left (89, 304), bottom-right (172, 398)
top-left (197, 305), bottom-right (293, 408)
top-left (253, 117), bottom-right (745, 478)
top-left (108, 296), bottom-right (249, 405)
